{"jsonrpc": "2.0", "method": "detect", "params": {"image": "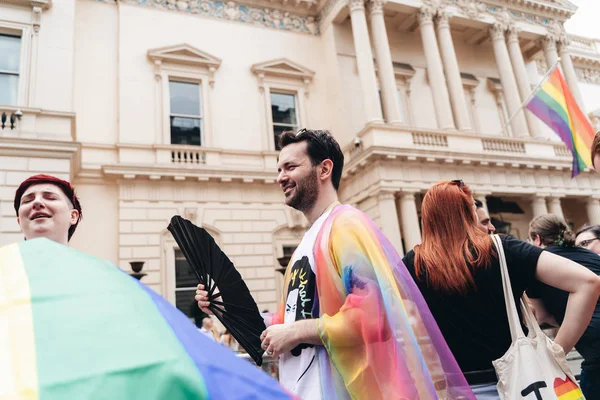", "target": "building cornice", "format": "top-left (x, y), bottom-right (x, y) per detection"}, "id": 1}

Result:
top-left (0, 0), bottom-right (51, 9)
top-left (101, 163), bottom-right (279, 183)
